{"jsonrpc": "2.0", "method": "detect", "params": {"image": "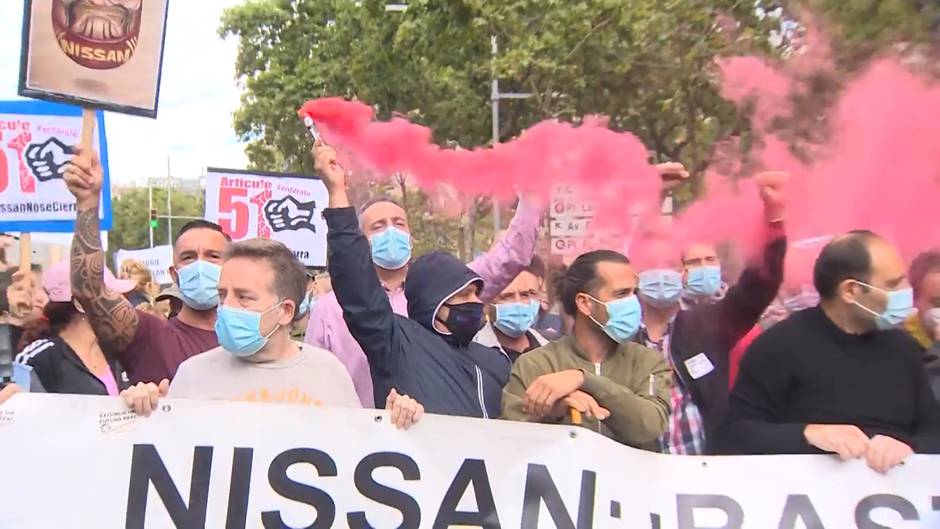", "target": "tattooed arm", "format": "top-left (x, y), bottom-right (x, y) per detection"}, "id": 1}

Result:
top-left (64, 148), bottom-right (140, 353)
